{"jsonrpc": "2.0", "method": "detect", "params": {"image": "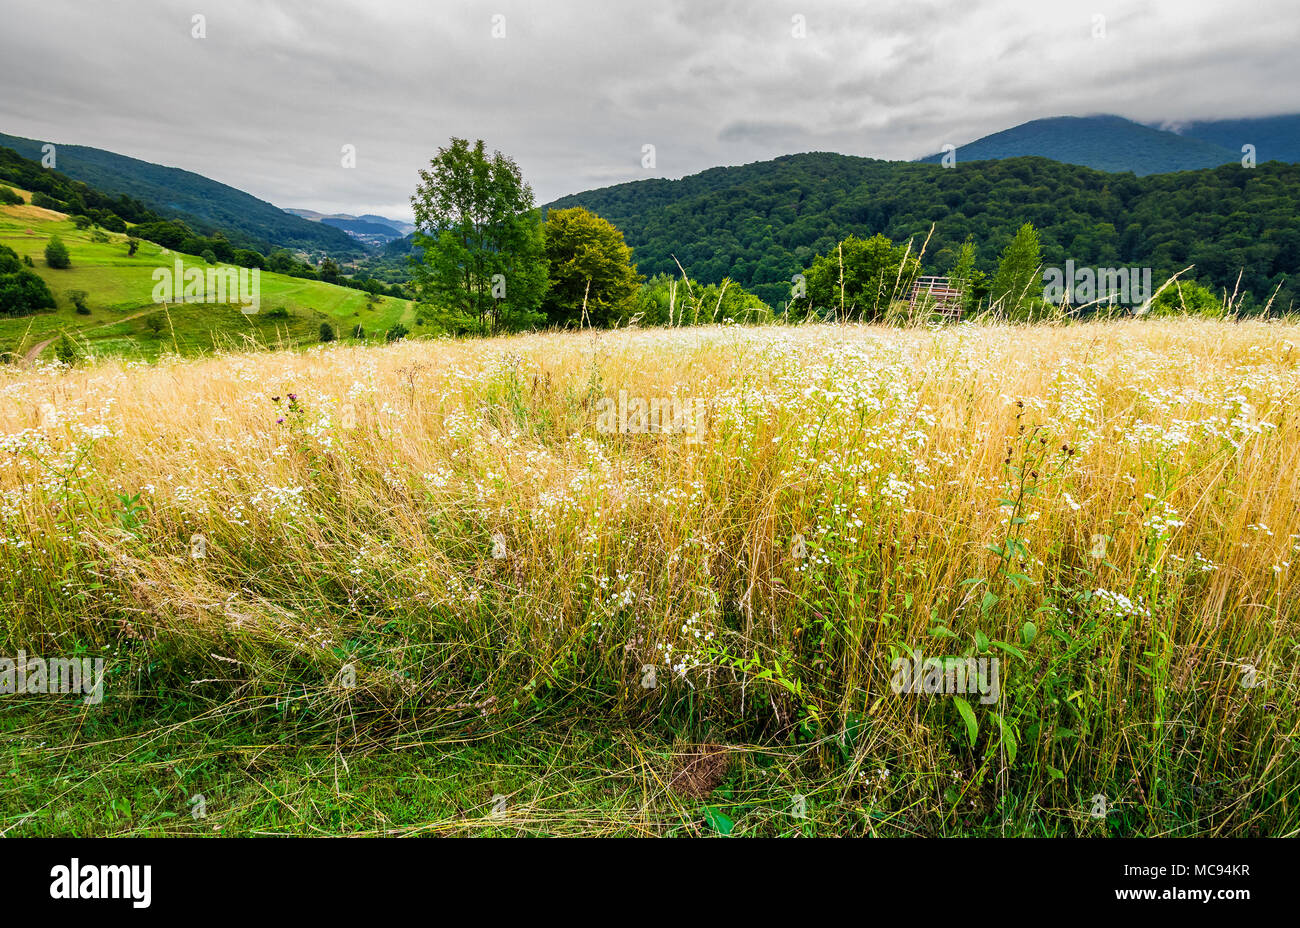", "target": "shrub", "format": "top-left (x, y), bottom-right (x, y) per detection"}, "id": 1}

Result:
top-left (30, 192), bottom-right (62, 210)
top-left (351, 324), bottom-right (365, 339)
top-left (53, 333), bottom-right (81, 365)
top-left (233, 249), bottom-right (265, 270)
top-left (801, 233), bottom-right (921, 322)
top-left (385, 322), bottom-right (409, 343)
top-left (319, 323), bottom-right (336, 343)
top-left (0, 253), bottom-right (57, 316)
top-left (67, 289), bottom-right (90, 314)
top-left (130, 220), bottom-right (192, 249)
top-left (201, 249), bottom-right (217, 265)
top-left (89, 229), bottom-right (109, 244)
top-left (265, 307), bottom-right (290, 319)
top-left (44, 235), bottom-right (71, 269)
top-left (1148, 279), bottom-right (1226, 318)
top-left (0, 186), bottom-right (23, 206)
